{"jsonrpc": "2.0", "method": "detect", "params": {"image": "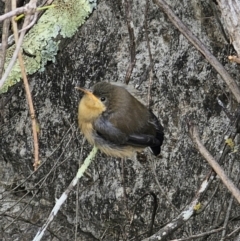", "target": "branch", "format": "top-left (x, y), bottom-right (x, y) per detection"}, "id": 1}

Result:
top-left (32, 146), bottom-right (98, 241)
top-left (153, 0), bottom-right (240, 103)
top-left (11, 0), bottom-right (39, 170)
top-left (0, 1), bottom-right (11, 78)
top-left (142, 171), bottom-right (213, 241)
top-left (0, 6), bottom-right (26, 22)
top-left (144, 0), bottom-right (154, 108)
top-left (169, 227), bottom-right (224, 241)
top-left (124, 0), bottom-right (136, 84)
top-left (0, 0), bottom-right (38, 89)
top-left (189, 124), bottom-right (240, 204)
